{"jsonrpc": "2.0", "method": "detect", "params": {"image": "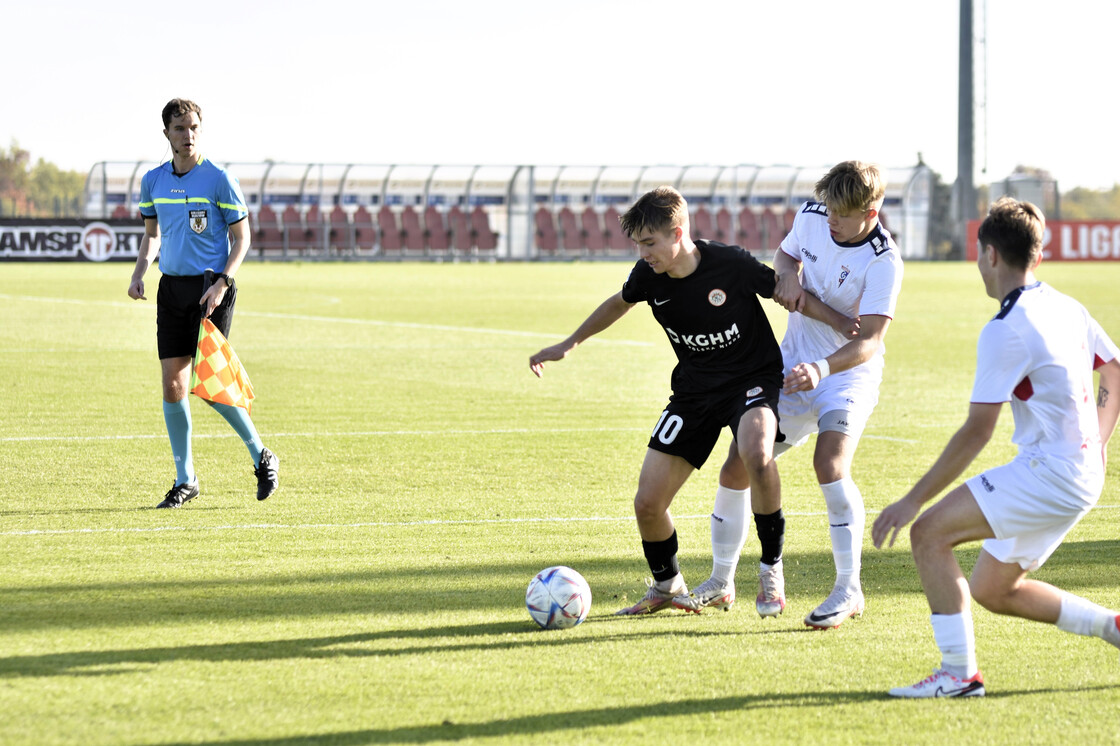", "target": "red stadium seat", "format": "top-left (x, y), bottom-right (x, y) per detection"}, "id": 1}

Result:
top-left (449, 206), bottom-right (472, 254)
top-left (603, 206), bottom-right (631, 253)
top-left (329, 206), bottom-right (352, 254)
top-left (558, 206), bottom-right (582, 253)
top-left (783, 207), bottom-right (796, 235)
top-left (471, 206), bottom-right (498, 252)
top-left (424, 205), bottom-right (451, 253)
top-left (736, 208), bottom-right (761, 252)
top-left (280, 205), bottom-right (306, 254)
top-left (352, 206), bottom-right (376, 253)
top-left (581, 207), bottom-right (606, 254)
top-left (761, 210), bottom-right (783, 250)
top-left (535, 206), bottom-right (559, 254)
top-left (716, 208), bottom-right (732, 243)
top-left (111, 204), bottom-right (133, 219)
top-left (377, 206), bottom-right (404, 254)
top-left (400, 205), bottom-right (424, 254)
top-left (305, 204), bottom-right (325, 253)
top-left (254, 205), bottom-right (286, 256)
top-left (691, 207), bottom-right (713, 241)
